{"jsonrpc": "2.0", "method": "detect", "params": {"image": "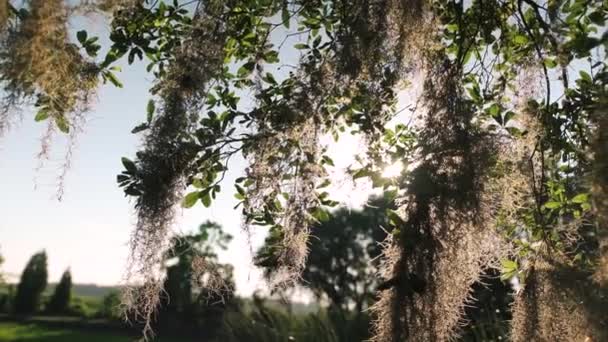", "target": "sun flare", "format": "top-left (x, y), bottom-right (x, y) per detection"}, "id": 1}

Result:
top-left (381, 161), bottom-right (404, 179)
